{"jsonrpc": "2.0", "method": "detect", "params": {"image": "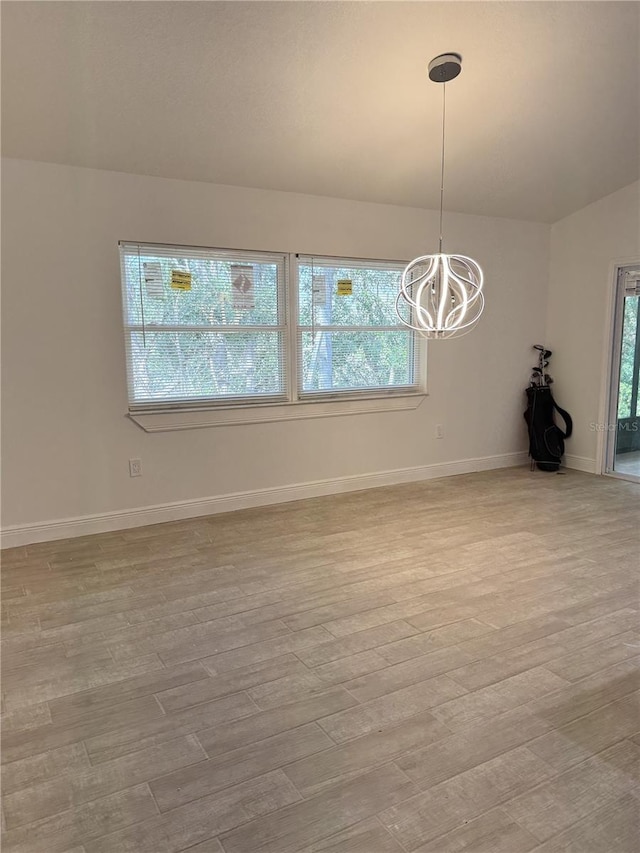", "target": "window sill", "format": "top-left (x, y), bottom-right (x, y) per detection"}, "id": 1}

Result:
top-left (128, 393), bottom-right (426, 432)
